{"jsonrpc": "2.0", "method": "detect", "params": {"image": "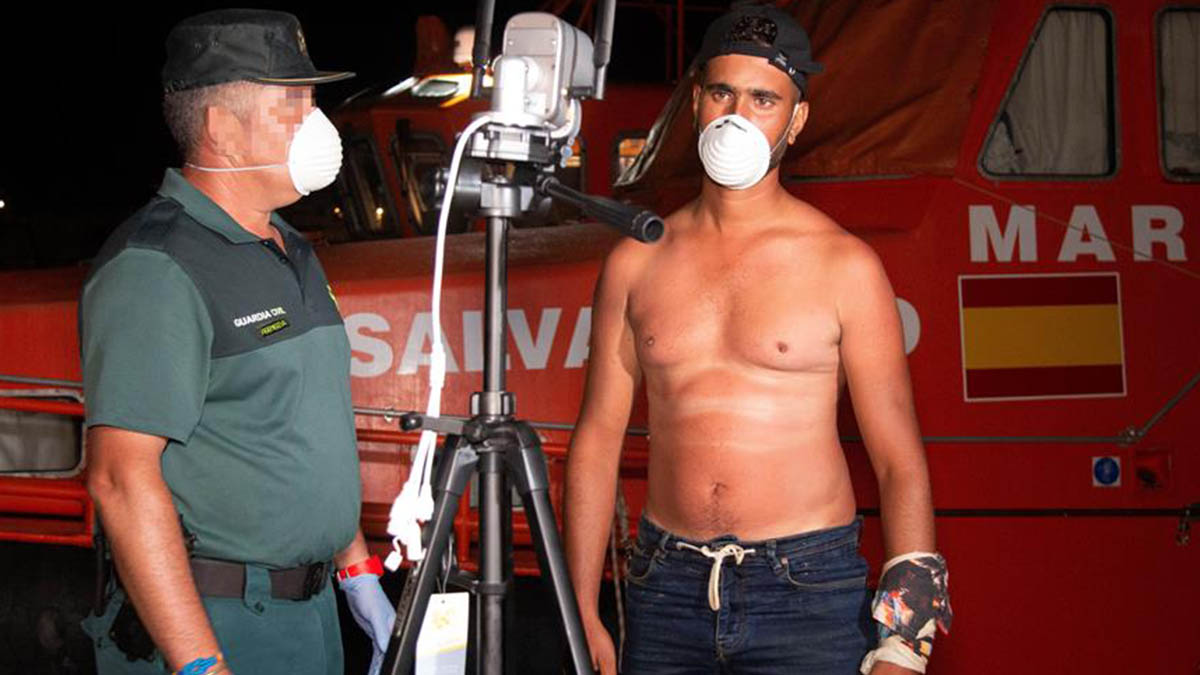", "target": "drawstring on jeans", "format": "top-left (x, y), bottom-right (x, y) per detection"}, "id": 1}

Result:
top-left (675, 542), bottom-right (756, 611)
